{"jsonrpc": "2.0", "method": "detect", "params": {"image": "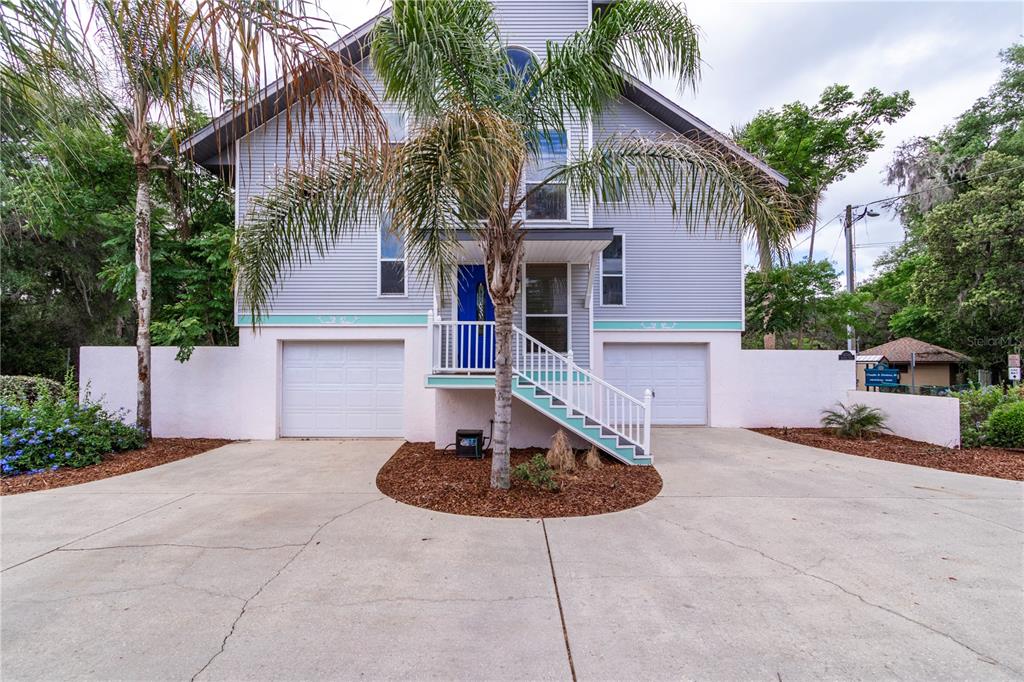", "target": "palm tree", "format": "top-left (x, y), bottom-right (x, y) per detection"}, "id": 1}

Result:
top-left (235, 0), bottom-right (795, 488)
top-left (1, 0), bottom-right (384, 437)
